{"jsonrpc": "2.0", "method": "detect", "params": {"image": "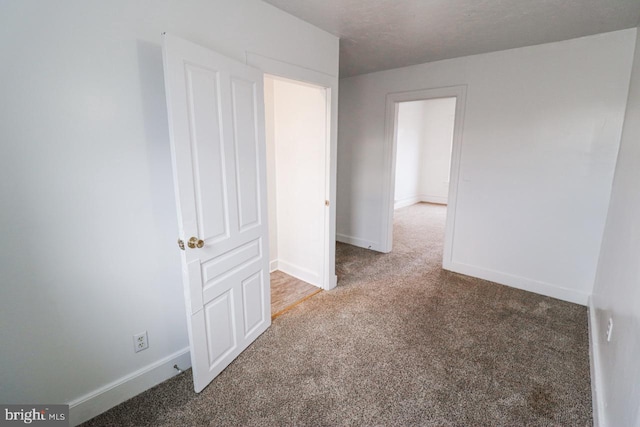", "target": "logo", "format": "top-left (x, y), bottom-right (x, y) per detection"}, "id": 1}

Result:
top-left (1, 405), bottom-right (68, 427)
